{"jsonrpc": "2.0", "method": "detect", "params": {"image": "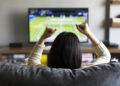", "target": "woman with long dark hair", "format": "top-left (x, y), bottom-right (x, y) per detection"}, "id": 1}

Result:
top-left (27, 24), bottom-right (111, 69)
